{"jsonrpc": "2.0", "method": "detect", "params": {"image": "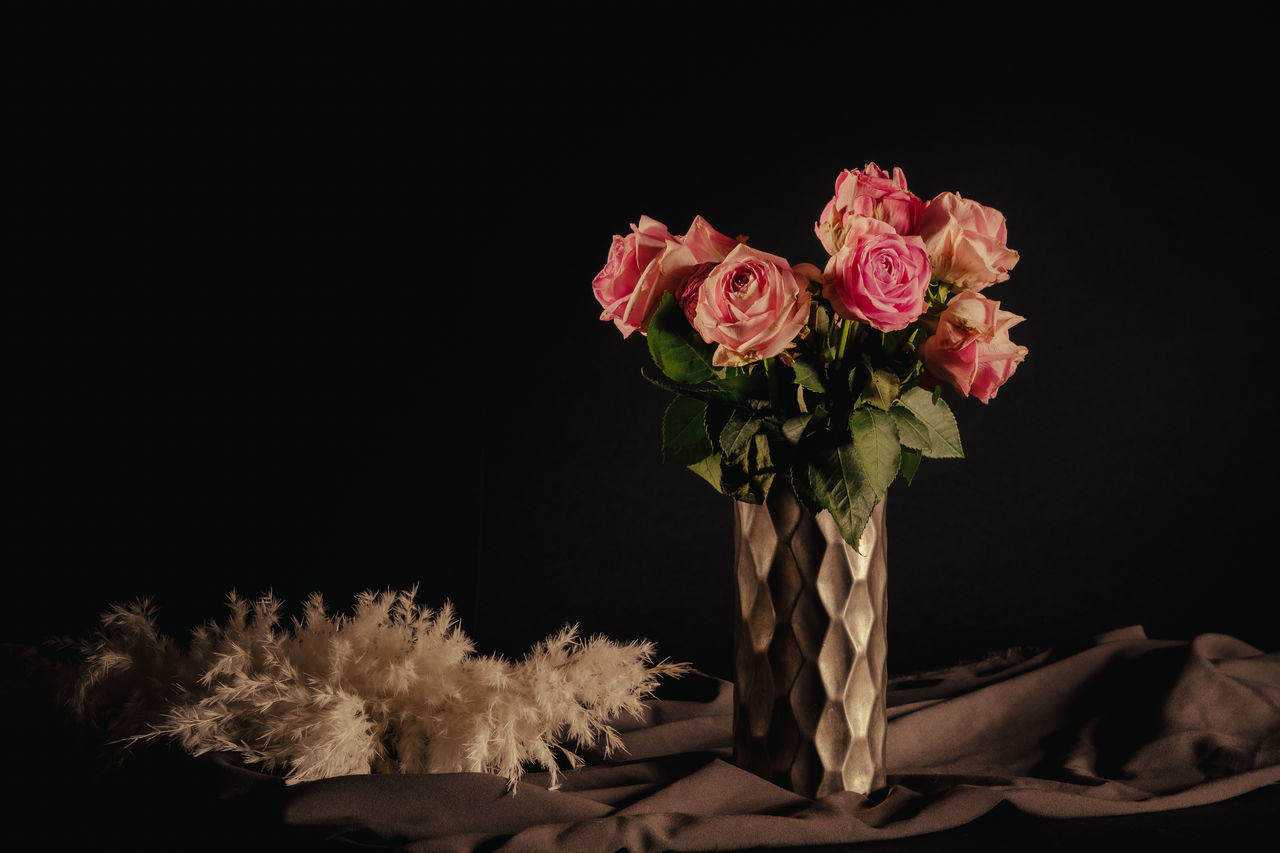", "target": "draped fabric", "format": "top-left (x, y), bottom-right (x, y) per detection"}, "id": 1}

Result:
top-left (6, 626), bottom-right (1279, 851)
